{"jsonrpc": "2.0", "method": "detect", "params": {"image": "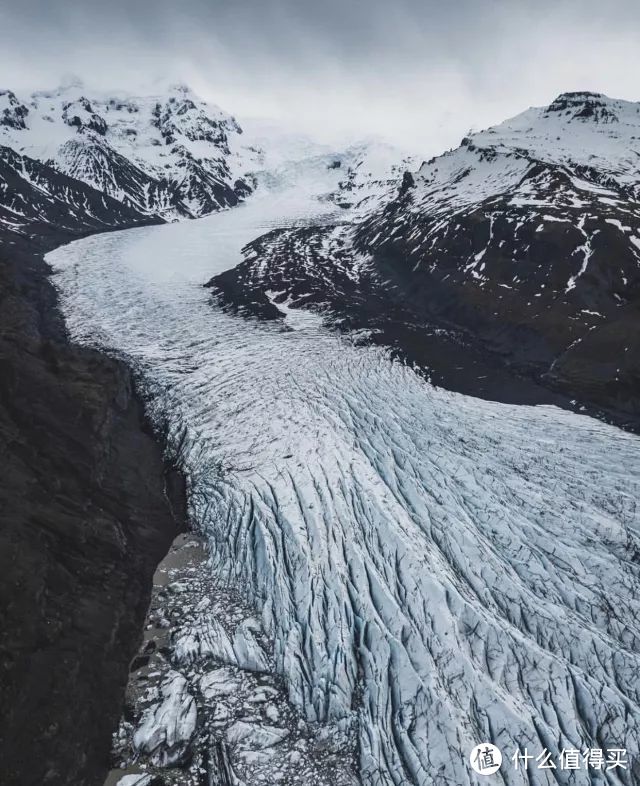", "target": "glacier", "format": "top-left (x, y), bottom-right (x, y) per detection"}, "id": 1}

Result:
top-left (47, 177), bottom-right (640, 785)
